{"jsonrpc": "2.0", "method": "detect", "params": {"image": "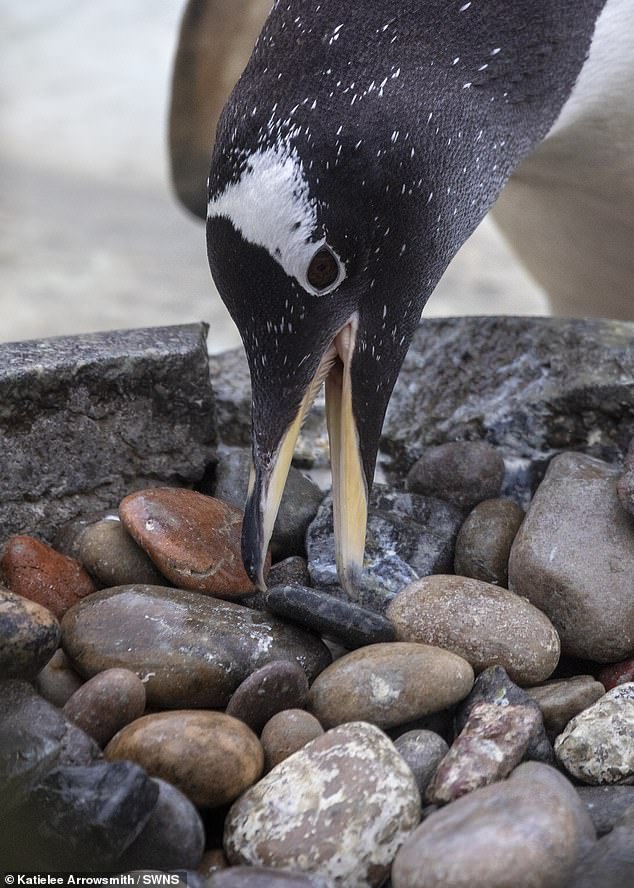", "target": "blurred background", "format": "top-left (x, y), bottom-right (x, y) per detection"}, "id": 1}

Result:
top-left (0, 0), bottom-right (548, 353)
